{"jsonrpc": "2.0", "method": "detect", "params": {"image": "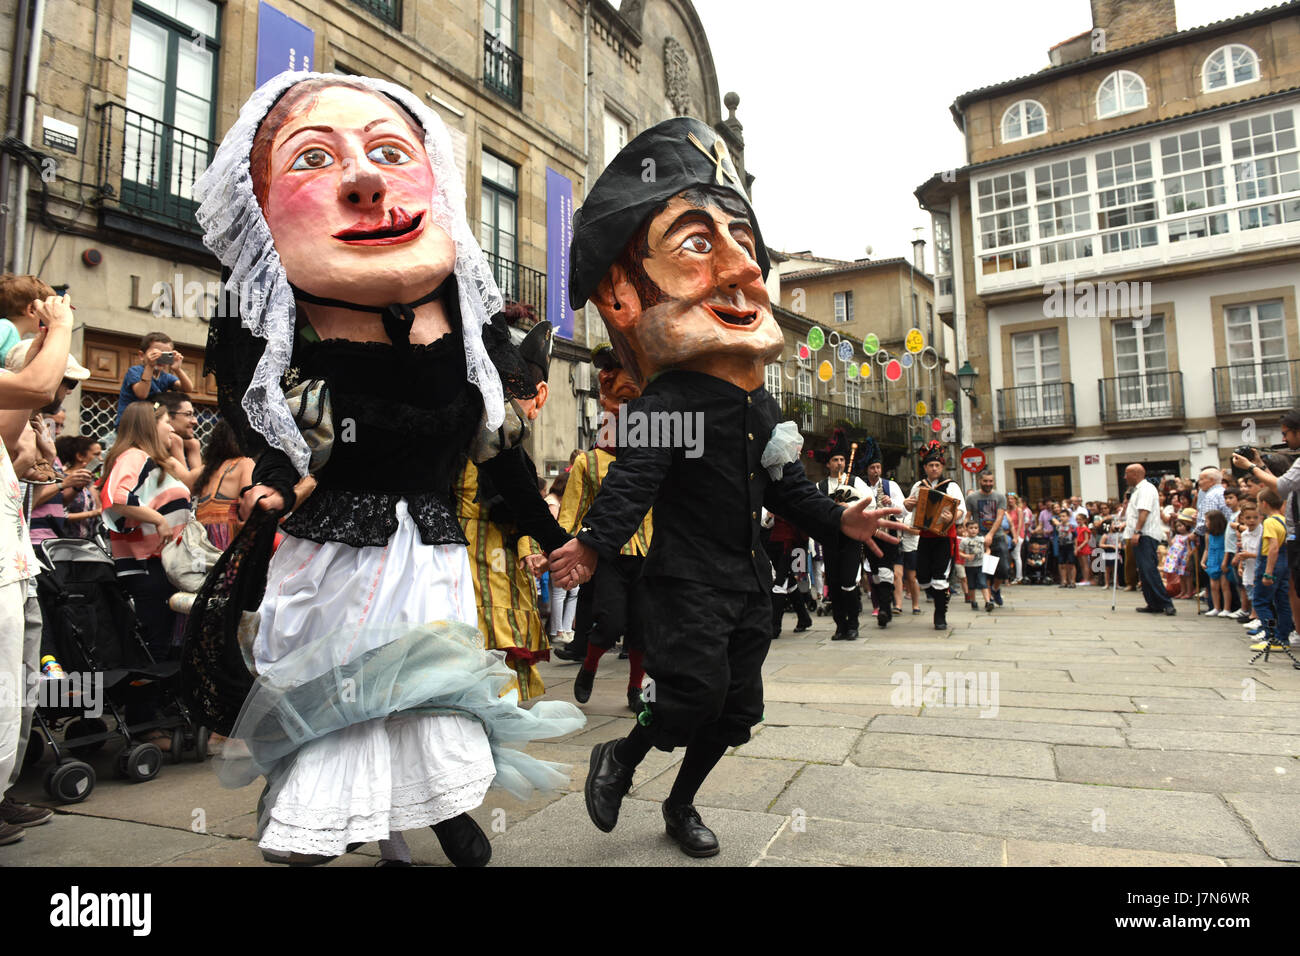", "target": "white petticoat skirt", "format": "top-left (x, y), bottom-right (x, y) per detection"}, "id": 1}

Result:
top-left (252, 500), bottom-right (496, 857)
